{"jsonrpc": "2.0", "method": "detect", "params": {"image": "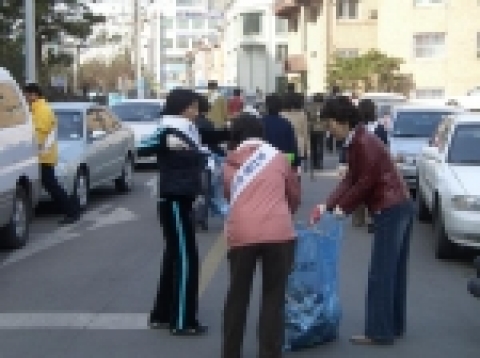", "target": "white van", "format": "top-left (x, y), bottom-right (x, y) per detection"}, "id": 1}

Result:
top-left (0, 68), bottom-right (40, 249)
